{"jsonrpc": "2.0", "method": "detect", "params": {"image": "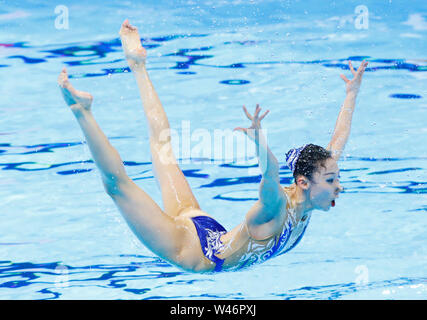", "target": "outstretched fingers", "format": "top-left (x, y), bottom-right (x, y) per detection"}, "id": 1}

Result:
top-left (236, 104), bottom-right (269, 141)
top-left (242, 105), bottom-right (253, 120)
top-left (254, 104), bottom-right (262, 118)
top-left (259, 109), bottom-right (269, 121)
top-left (340, 74), bottom-right (350, 83)
top-left (233, 126), bottom-right (248, 133)
top-left (356, 60), bottom-right (368, 78)
top-left (341, 60), bottom-right (368, 83)
top-left (349, 61), bottom-right (357, 76)
top-left (243, 104), bottom-right (269, 120)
